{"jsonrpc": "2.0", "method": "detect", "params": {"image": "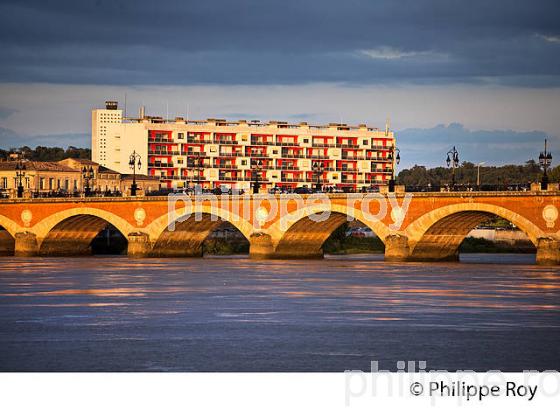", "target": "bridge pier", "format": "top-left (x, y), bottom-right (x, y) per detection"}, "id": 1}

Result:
top-left (249, 232), bottom-right (324, 259)
top-left (536, 237), bottom-right (560, 265)
top-left (127, 232), bottom-right (152, 258)
top-left (249, 232), bottom-right (275, 259)
top-left (14, 232), bottom-right (39, 257)
top-left (384, 234), bottom-right (410, 261)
